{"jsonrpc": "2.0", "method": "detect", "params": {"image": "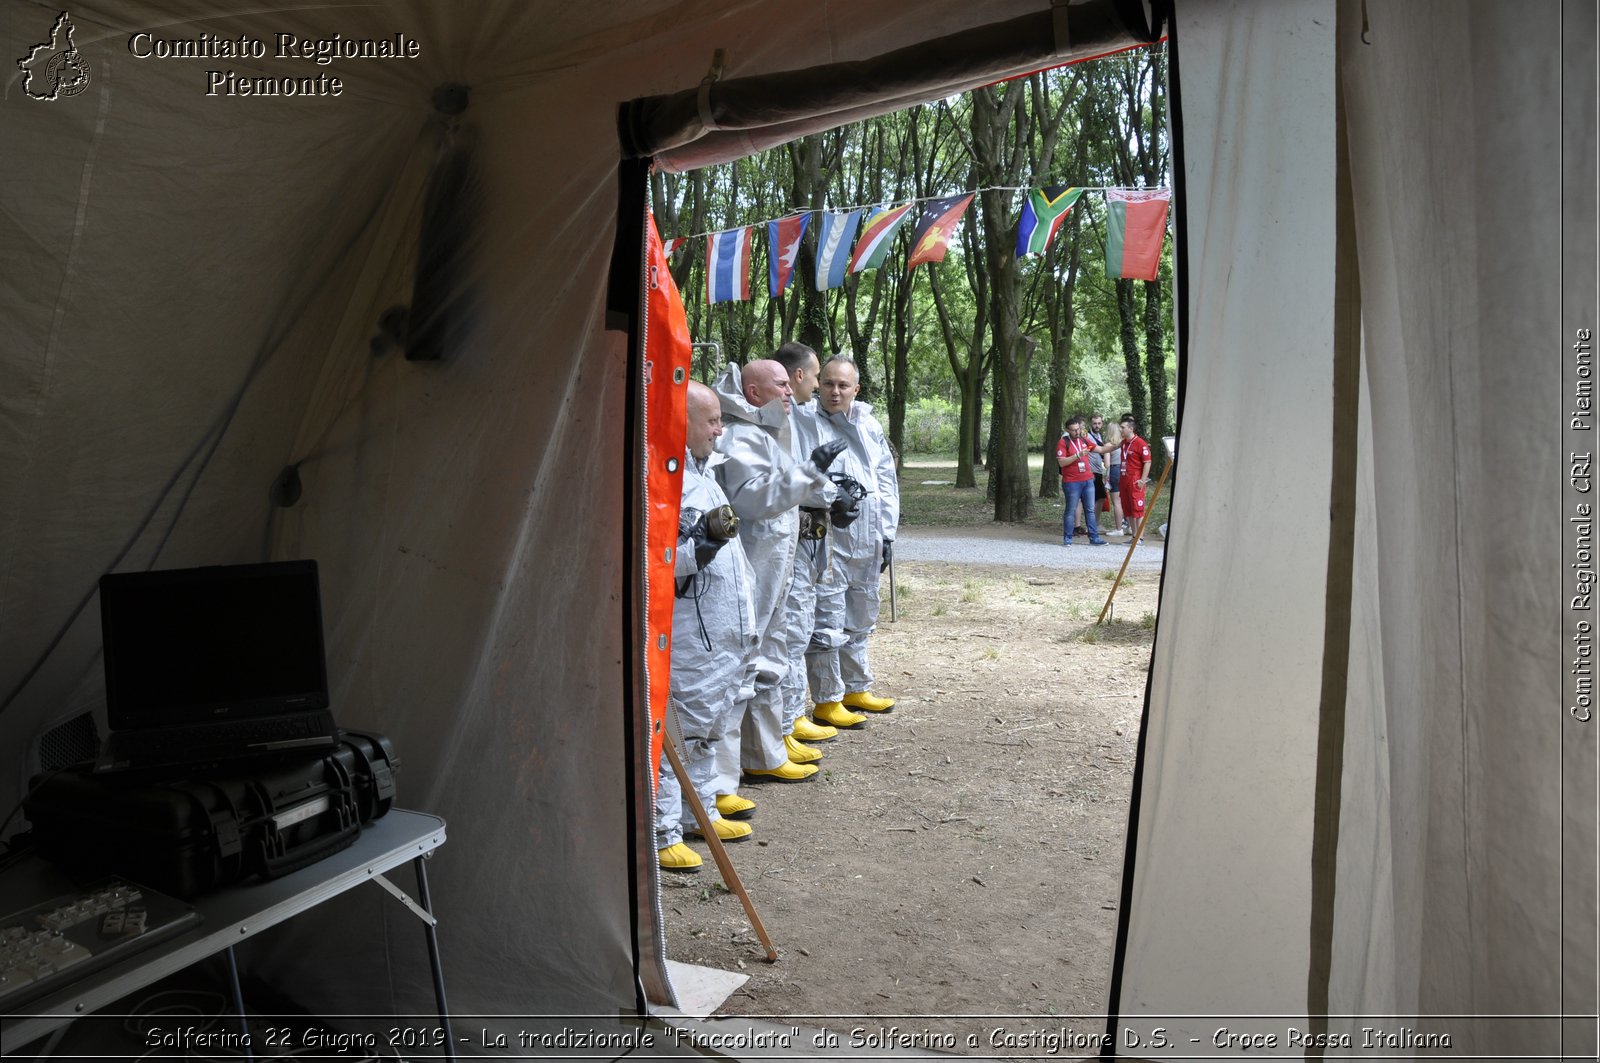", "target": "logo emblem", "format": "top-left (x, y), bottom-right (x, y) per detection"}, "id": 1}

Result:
top-left (18, 12), bottom-right (91, 101)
